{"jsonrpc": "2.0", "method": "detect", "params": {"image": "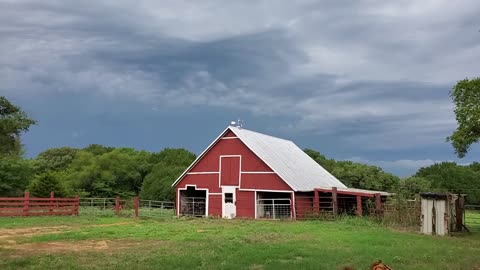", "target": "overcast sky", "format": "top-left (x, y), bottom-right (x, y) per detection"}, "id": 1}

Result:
top-left (1, 0), bottom-right (479, 176)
